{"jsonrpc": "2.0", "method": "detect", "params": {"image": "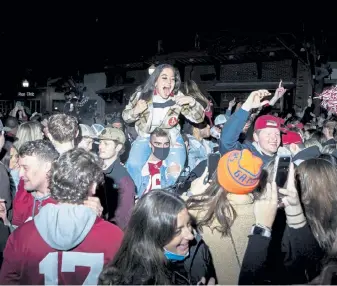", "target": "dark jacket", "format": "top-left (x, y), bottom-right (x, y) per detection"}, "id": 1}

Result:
top-left (0, 223), bottom-right (10, 268)
top-left (0, 162), bottom-right (12, 218)
top-left (0, 162), bottom-right (12, 269)
top-left (98, 158), bottom-right (135, 230)
top-left (170, 234), bottom-right (217, 285)
top-left (323, 138), bottom-right (336, 147)
top-left (239, 223), bottom-right (323, 285)
top-left (220, 108), bottom-right (274, 165)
